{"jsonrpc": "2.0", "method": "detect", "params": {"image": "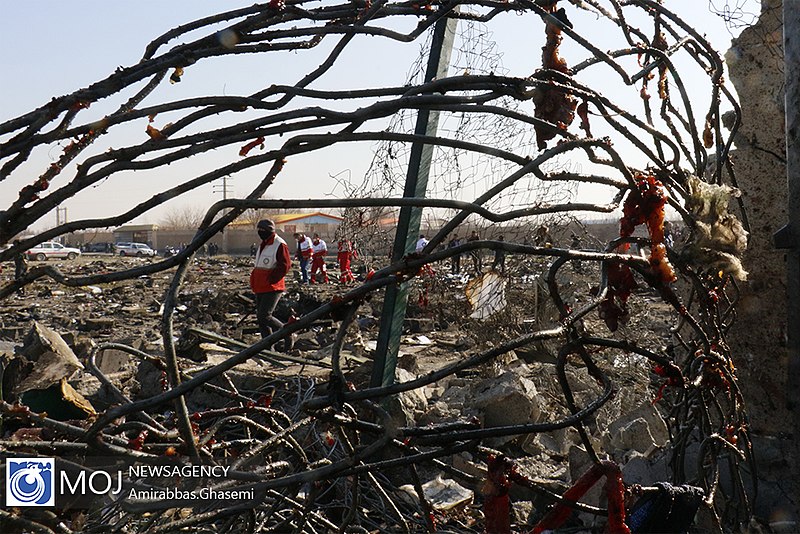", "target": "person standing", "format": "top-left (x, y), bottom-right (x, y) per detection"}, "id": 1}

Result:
top-left (448, 234), bottom-right (462, 274)
top-left (571, 232), bottom-right (583, 273)
top-left (13, 240), bottom-right (28, 295)
top-left (294, 232), bottom-right (313, 284)
top-left (310, 233), bottom-right (329, 284)
top-left (467, 230), bottom-right (481, 274)
top-left (415, 234), bottom-right (429, 253)
top-left (337, 238), bottom-right (357, 283)
top-left (491, 235), bottom-right (506, 275)
top-left (415, 234), bottom-right (435, 276)
top-left (534, 225), bottom-right (553, 247)
top-left (251, 220), bottom-right (291, 342)
top-left (663, 221), bottom-right (674, 249)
